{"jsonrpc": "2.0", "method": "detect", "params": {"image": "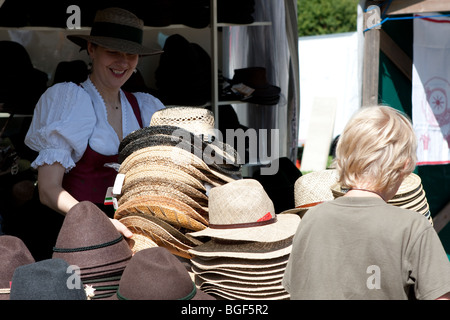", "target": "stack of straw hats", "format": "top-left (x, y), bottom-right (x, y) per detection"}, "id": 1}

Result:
top-left (113, 107), bottom-right (242, 258)
top-left (52, 201), bottom-right (133, 300)
top-left (186, 179), bottom-right (300, 300)
top-left (329, 172), bottom-right (432, 225)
